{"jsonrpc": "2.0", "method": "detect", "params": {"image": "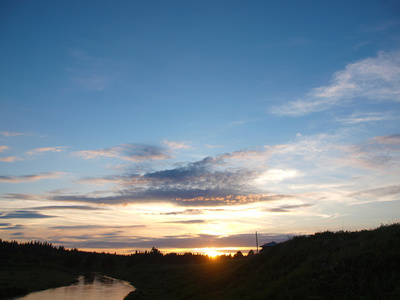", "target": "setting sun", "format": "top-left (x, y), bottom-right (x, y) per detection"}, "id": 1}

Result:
top-left (206, 250), bottom-right (219, 258)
